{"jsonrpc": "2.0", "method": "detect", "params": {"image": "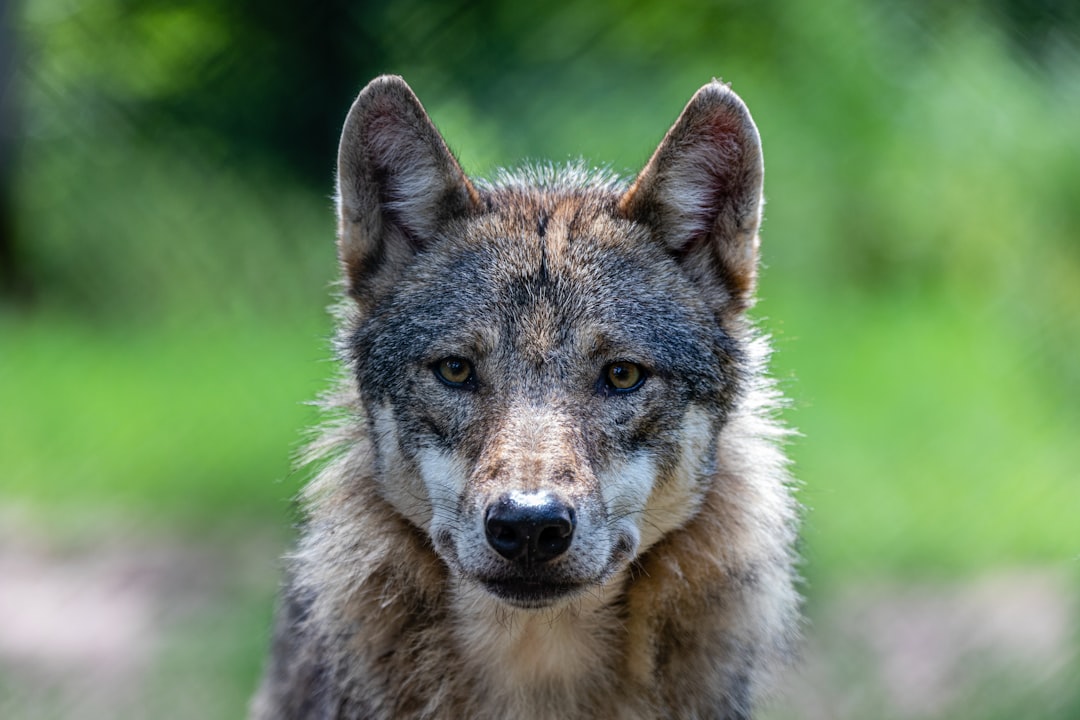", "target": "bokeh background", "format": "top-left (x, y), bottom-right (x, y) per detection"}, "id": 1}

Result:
top-left (1, 0), bottom-right (1078, 718)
